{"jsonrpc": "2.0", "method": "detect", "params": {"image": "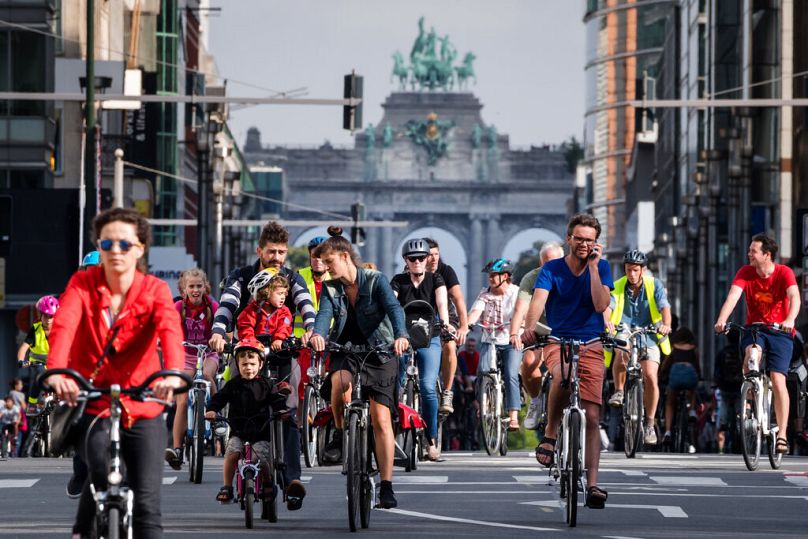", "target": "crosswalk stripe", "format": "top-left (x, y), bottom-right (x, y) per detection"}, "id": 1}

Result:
top-left (0, 479), bottom-right (39, 488)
